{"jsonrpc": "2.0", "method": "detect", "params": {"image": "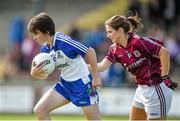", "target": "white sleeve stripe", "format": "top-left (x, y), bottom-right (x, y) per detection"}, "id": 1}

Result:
top-left (56, 37), bottom-right (88, 53)
top-left (64, 39), bottom-right (88, 53)
top-left (56, 36), bottom-right (88, 50)
top-left (56, 38), bottom-right (87, 53)
top-left (56, 33), bottom-right (88, 50)
top-left (64, 36), bottom-right (88, 50)
top-left (55, 33), bottom-right (89, 50)
top-left (65, 38), bottom-right (88, 51)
